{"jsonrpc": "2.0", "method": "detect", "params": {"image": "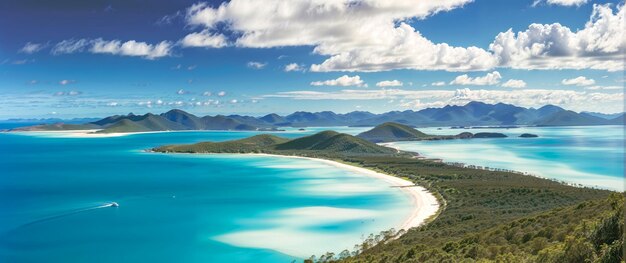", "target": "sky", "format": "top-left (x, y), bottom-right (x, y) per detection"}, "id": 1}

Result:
top-left (0, 0), bottom-right (624, 118)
